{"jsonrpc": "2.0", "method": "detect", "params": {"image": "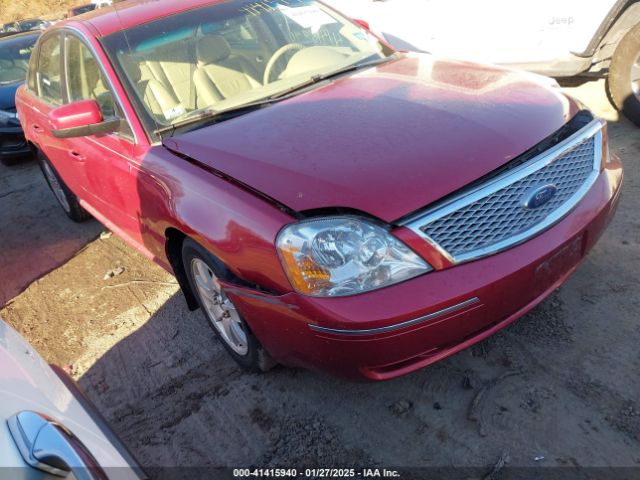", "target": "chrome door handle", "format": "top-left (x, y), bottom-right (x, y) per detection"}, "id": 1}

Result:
top-left (7, 411), bottom-right (107, 480)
